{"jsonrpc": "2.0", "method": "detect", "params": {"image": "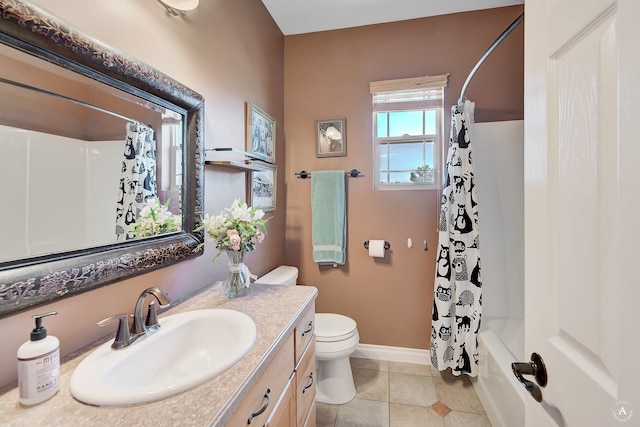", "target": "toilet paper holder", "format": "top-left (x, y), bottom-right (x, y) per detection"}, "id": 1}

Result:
top-left (363, 240), bottom-right (390, 250)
